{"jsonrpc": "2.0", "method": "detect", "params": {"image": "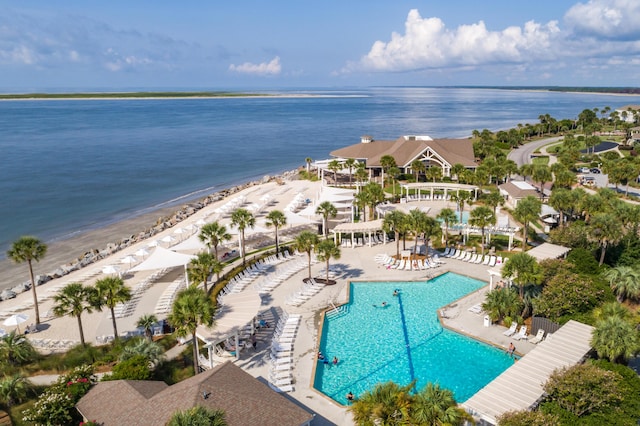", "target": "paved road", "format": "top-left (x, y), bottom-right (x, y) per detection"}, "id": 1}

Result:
top-left (507, 136), bottom-right (562, 167)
